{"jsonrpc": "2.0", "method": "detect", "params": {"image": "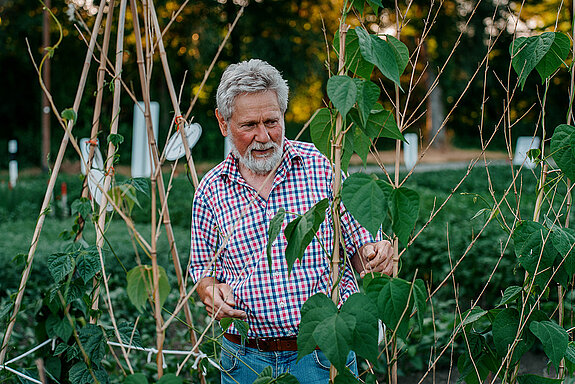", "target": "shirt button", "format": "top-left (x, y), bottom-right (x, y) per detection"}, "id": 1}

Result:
top-left (273, 272), bottom-right (281, 278)
top-left (280, 300), bottom-right (286, 308)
